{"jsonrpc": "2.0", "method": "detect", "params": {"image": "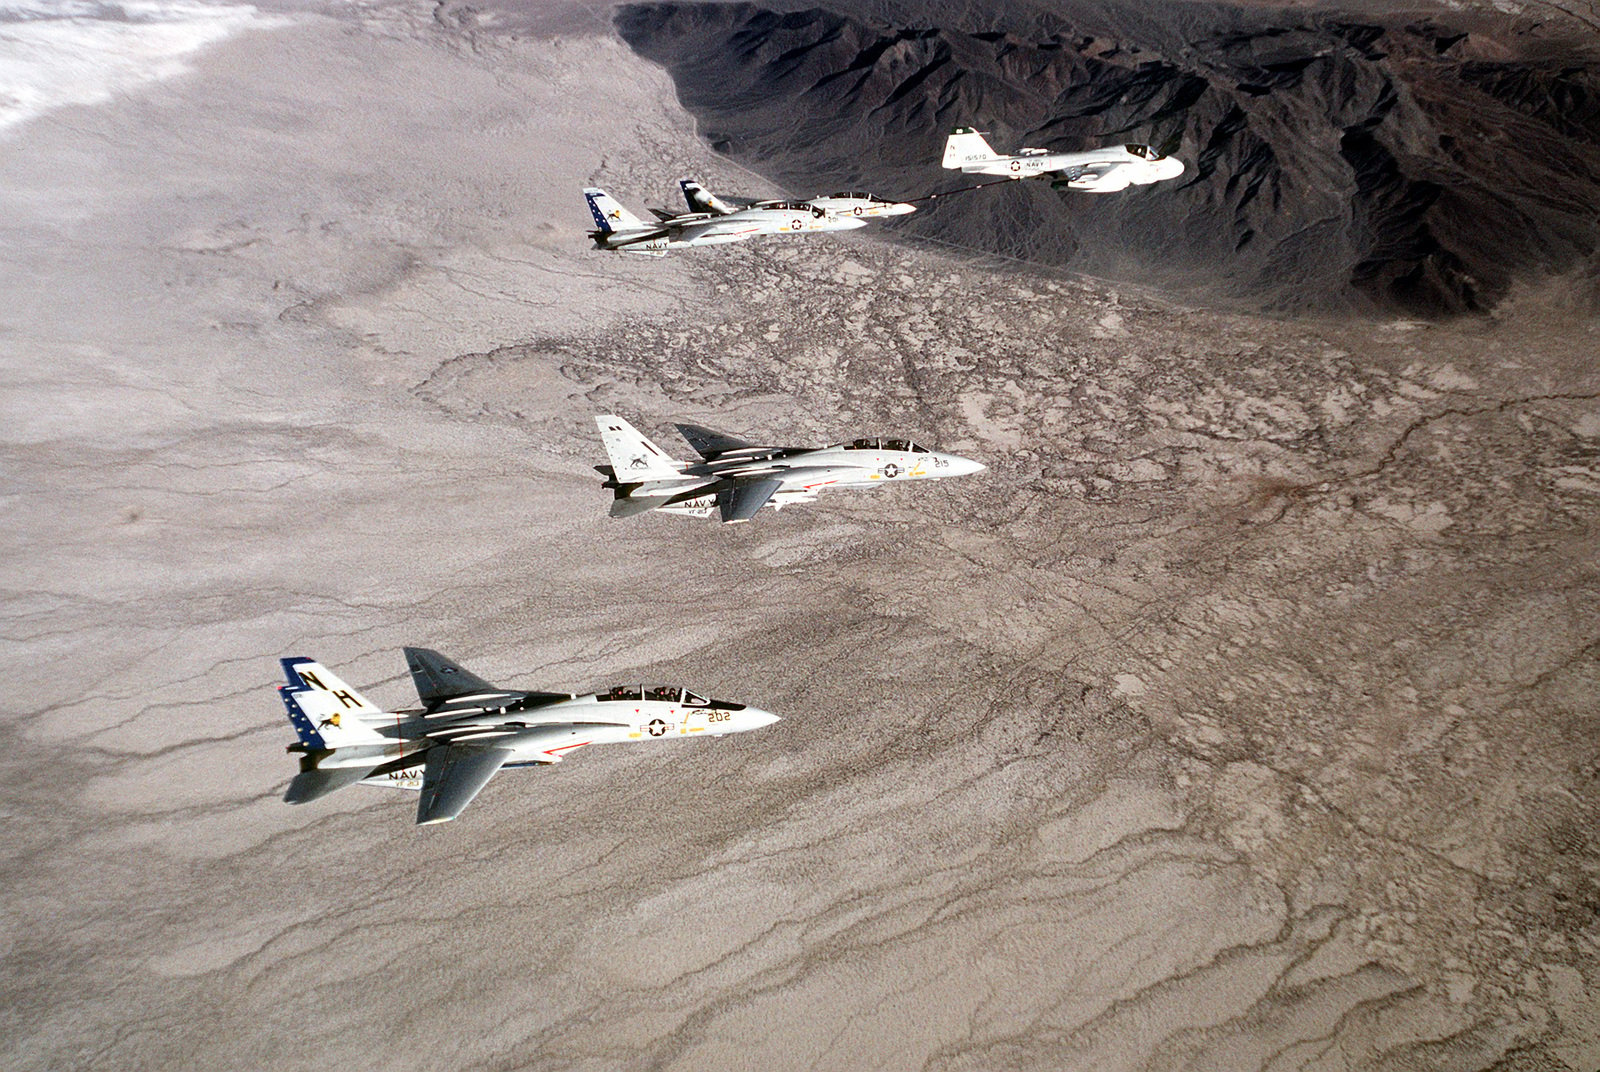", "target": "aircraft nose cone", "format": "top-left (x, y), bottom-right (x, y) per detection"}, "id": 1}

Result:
top-left (885, 202), bottom-right (917, 215)
top-left (743, 708), bottom-right (782, 730)
top-left (945, 455), bottom-right (986, 477)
